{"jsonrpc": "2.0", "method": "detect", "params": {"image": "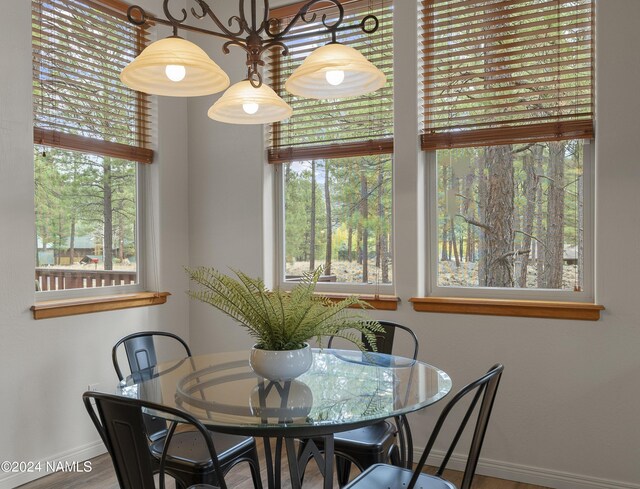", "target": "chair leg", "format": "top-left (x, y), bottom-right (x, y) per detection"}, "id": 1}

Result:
top-left (389, 444), bottom-right (401, 467)
top-left (335, 456), bottom-right (352, 488)
top-left (247, 447), bottom-right (264, 489)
